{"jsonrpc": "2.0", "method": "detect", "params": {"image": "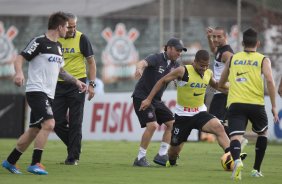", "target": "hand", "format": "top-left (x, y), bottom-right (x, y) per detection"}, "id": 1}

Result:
top-left (76, 80), bottom-right (88, 93)
top-left (206, 27), bottom-right (214, 37)
top-left (139, 99), bottom-right (151, 111)
top-left (135, 68), bottom-right (143, 79)
top-left (87, 85), bottom-right (95, 101)
top-left (13, 72), bottom-right (25, 87)
top-left (272, 108), bottom-right (279, 123)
